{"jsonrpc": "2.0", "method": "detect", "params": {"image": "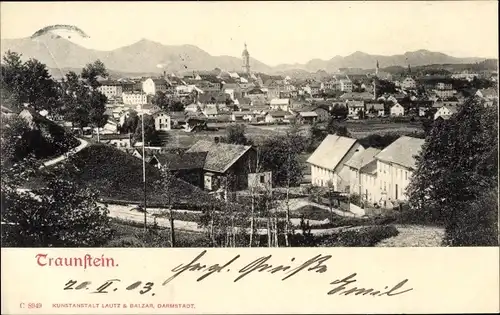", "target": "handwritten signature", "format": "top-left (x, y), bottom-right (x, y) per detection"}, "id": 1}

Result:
top-left (63, 250), bottom-right (412, 297)
top-left (161, 250), bottom-right (412, 297)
